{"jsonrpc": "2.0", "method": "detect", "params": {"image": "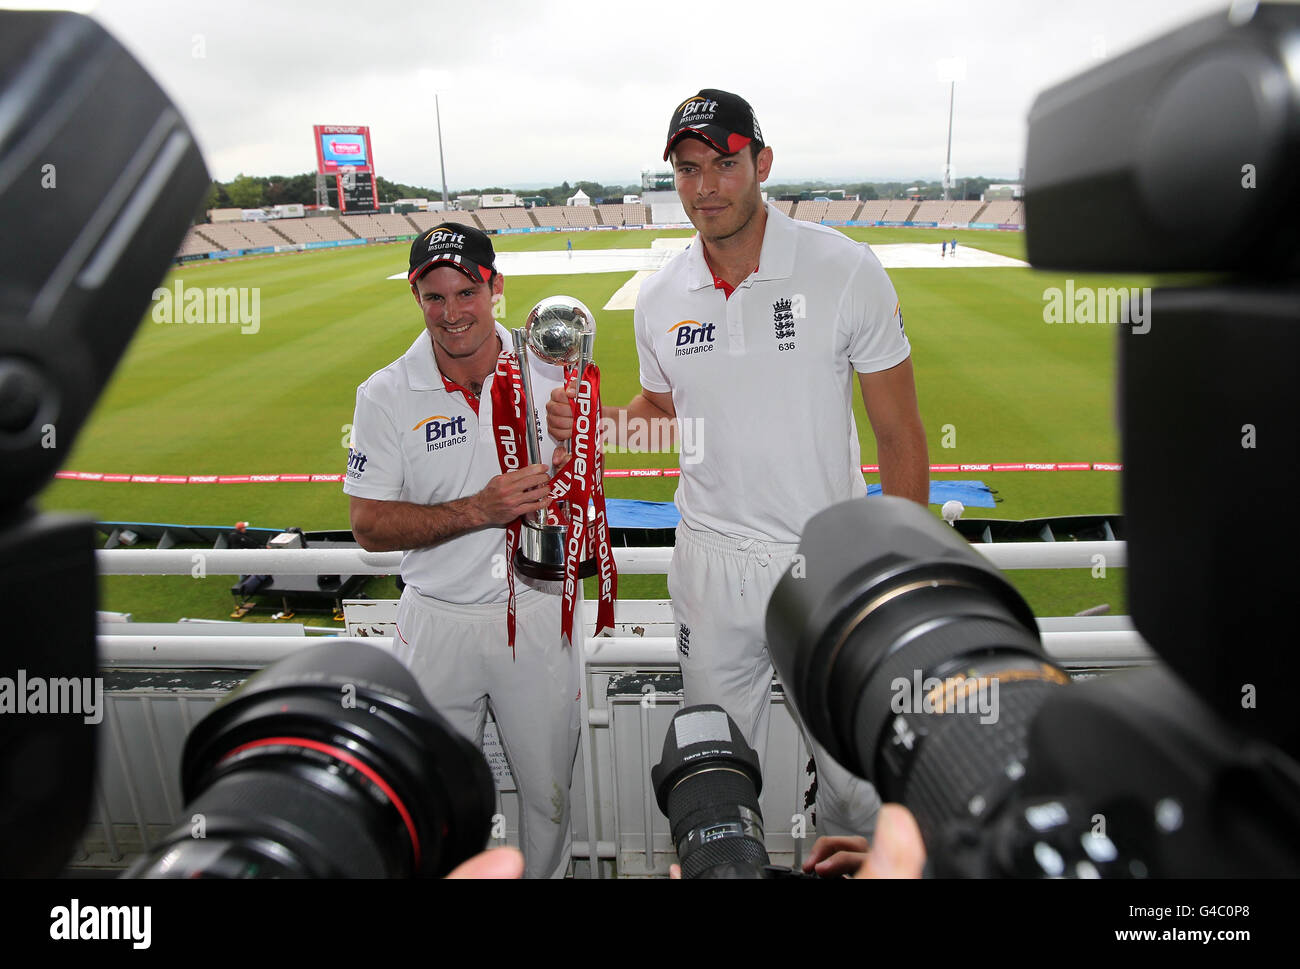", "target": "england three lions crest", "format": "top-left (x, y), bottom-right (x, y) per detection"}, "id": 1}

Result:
top-left (773, 298), bottom-right (796, 343)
